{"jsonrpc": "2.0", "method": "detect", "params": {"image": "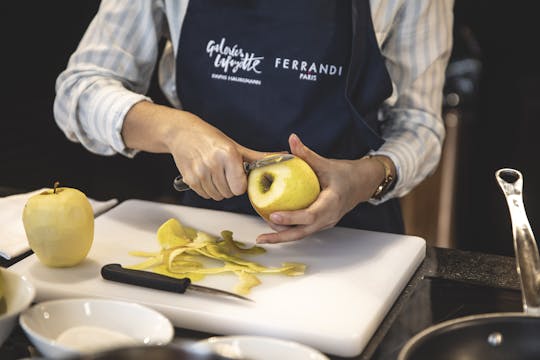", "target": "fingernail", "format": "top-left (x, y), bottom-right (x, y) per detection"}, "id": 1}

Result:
top-left (270, 213), bottom-right (283, 223)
